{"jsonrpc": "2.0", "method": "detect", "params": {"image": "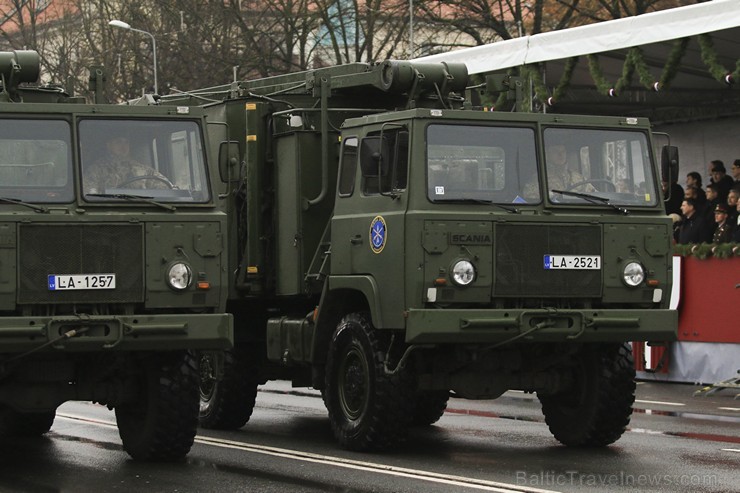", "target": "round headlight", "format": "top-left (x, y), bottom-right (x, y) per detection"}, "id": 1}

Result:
top-left (451, 260), bottom-right (476, 286)
top-left (623, 262), bottom-right (645, 287)
top-left (167, 262), bottom-right (192, 290)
